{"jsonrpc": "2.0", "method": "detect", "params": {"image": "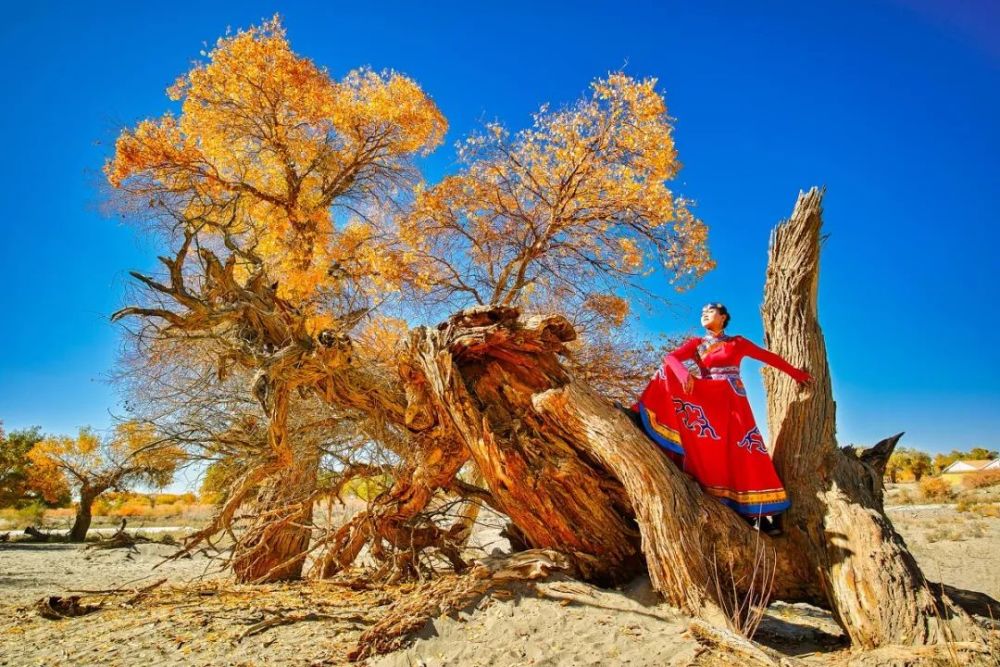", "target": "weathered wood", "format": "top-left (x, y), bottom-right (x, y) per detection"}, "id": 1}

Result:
top-left (761, 187), bottom-right (985, 647)
top-left (415, 308), bottom-right (644, 584)
top-left (413, 305), bottom-right (821, 615)
top-left (231, 446), bottom-right (320, 582)
top-left (69, 487), bottom-right (98, 542)
top-left (688, 620), bottom-right (804, 666)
